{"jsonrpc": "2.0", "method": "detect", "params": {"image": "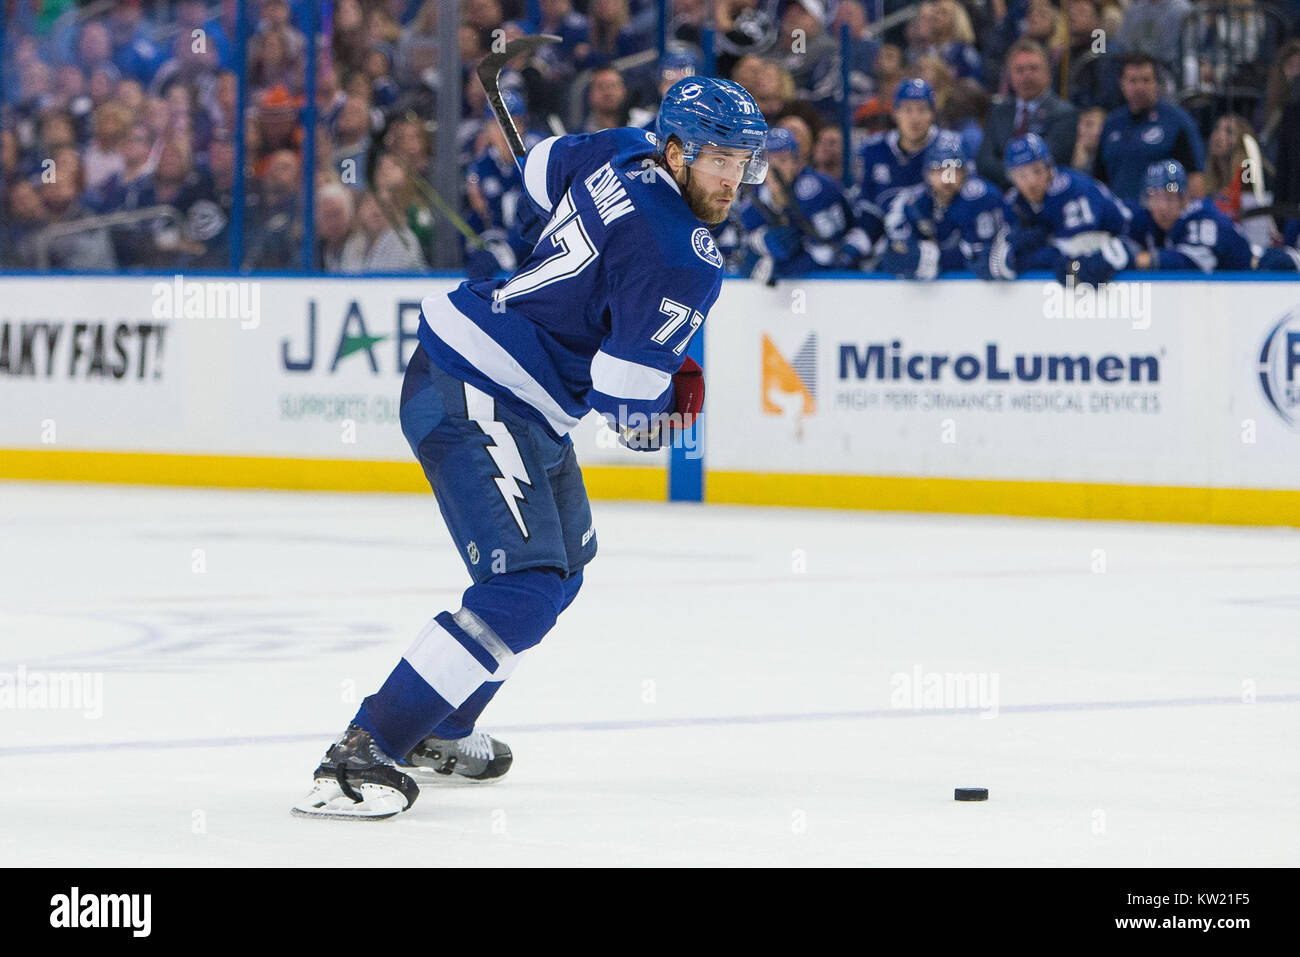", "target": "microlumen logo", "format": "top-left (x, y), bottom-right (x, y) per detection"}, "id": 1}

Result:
top-left (762, 332), bottom-right (817, 416)
top-left (1258, 310), bottom-right (1300, 427)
